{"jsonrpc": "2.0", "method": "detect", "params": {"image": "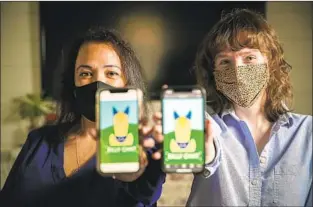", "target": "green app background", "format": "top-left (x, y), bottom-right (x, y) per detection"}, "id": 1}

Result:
top-left (100, 124), bottom-right (139, 163)
top-left (163, 130), bottom-right (204, 165)
top-left (163, 97), bottom-right (205, 165)
top-left (99, 100), bottom-right (139, 164)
